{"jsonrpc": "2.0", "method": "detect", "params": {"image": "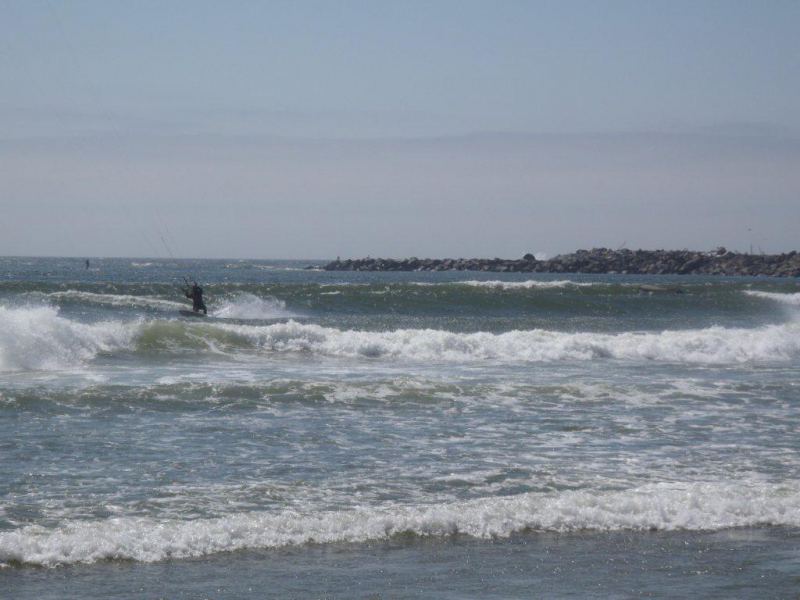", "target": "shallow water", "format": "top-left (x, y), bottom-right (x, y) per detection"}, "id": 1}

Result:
top-left (1, 257), bottom-right (799, 597)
